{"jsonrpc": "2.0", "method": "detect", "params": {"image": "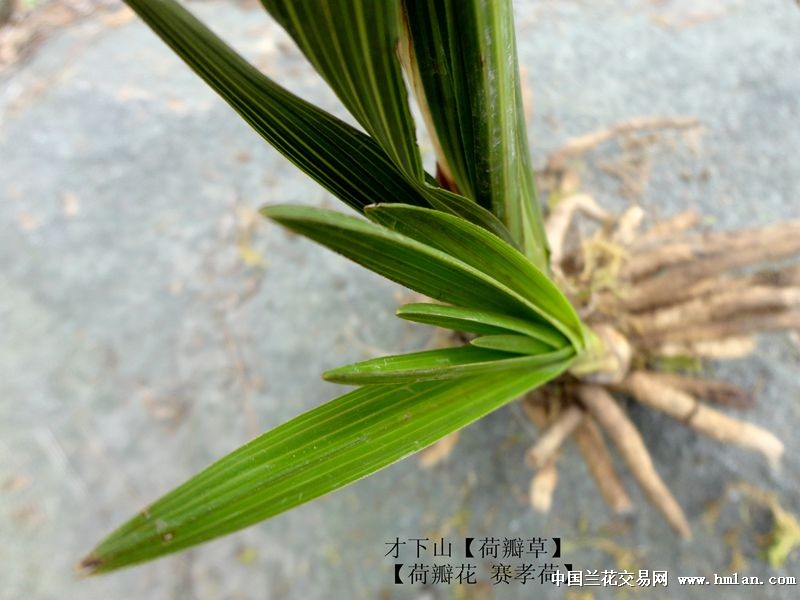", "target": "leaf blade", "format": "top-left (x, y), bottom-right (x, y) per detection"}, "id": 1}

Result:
top-left (323, 345), bottom-right (574, 384)
top-left (401, 0), bottom-right (548, 267)
top-left (262, 204), bottom-right (552, 322)
top-left (367, 204), bottom-right (585, 348)
top-left (82, 365), bottom-right (568, 572)
top-left (396, 303), bottom-right (569, 348)
top-left (470, 335), bottom-right (554, 355)
top-left (259, 0), bottom-right (523, 245)
top-left (261, 0), bottom-right (423, 180)
top-left (126, 0), bottom-right (431, 213)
